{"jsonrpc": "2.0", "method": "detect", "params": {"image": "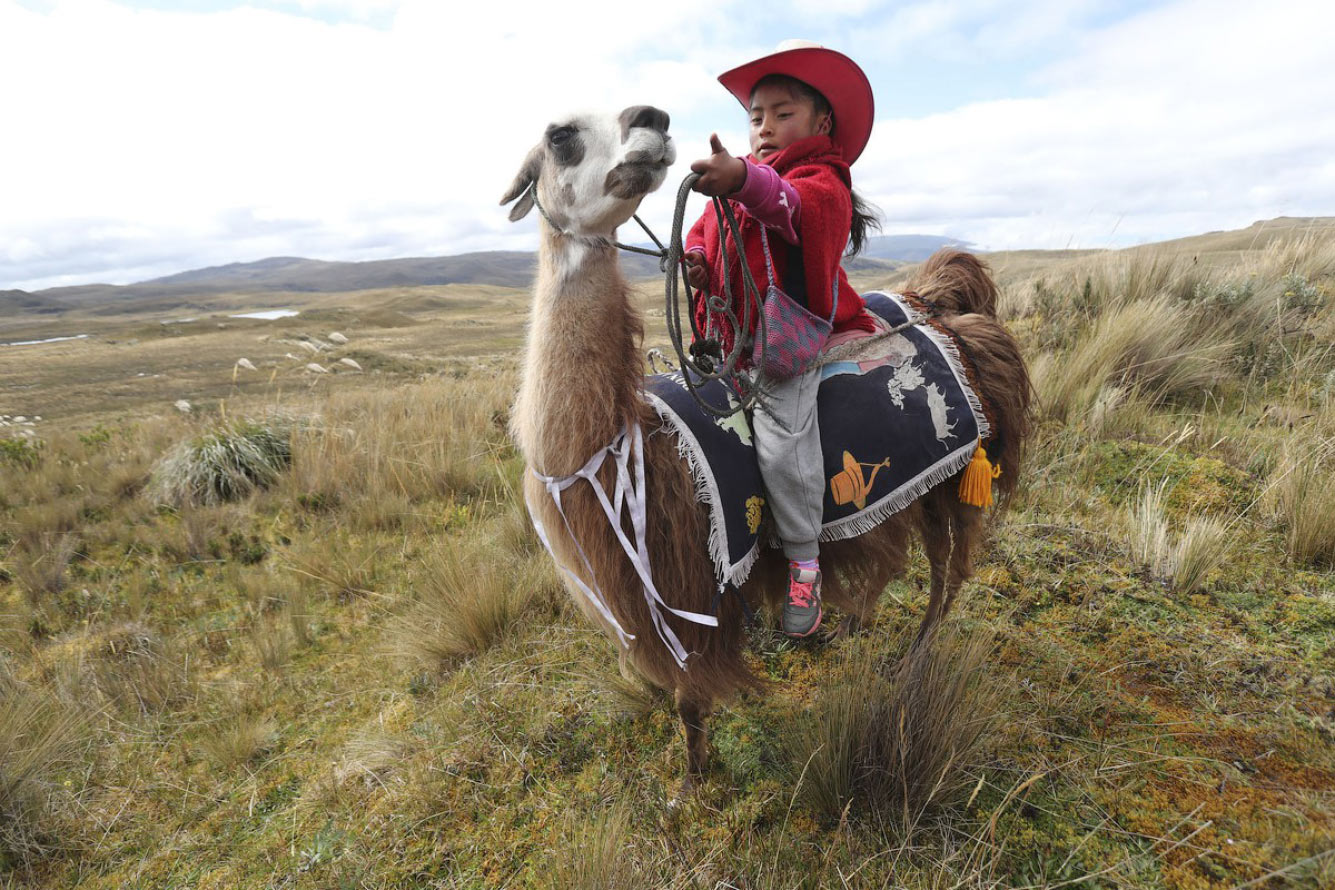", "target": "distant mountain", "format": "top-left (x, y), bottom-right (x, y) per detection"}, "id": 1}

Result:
top-left (0, 234), bottom-right (961, 317)
top-left (0, 289), bottom-right (68, 317)
top-left (860, 234), bottom-right (973, 262)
